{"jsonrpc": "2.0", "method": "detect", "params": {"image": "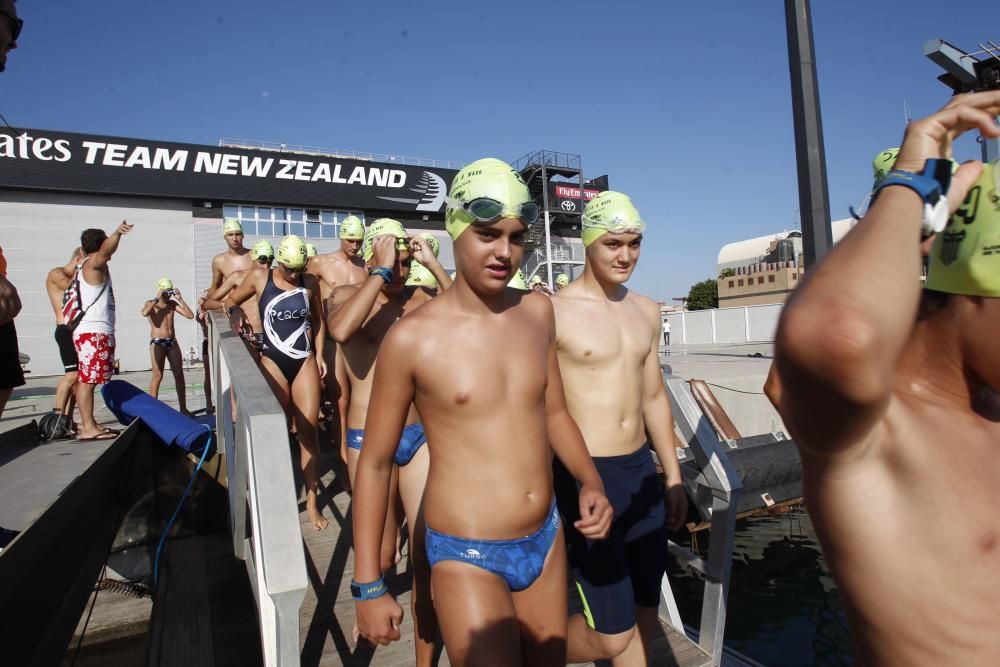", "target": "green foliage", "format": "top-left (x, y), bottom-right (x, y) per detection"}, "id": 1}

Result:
top-left (687, 278), bottom-right (718, 311)
top-left (718, 268), bottom-right (736, 279)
